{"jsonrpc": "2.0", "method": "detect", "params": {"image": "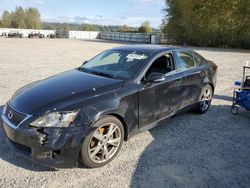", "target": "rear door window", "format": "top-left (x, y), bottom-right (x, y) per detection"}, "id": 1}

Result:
top-left (176, 51), bottom-right (196, 70)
